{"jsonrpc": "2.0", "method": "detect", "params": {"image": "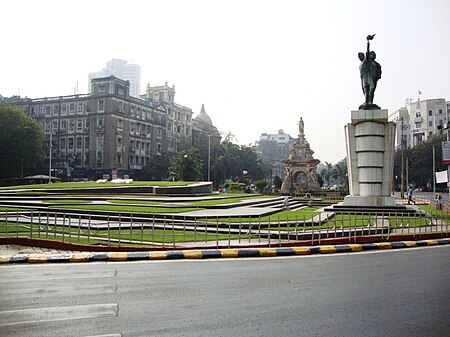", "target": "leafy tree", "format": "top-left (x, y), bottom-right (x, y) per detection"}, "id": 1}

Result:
top-left (319, 161), bottom-right (333, 187)
top-left (254, 179), bottom-right (267, 193)
top-left (141, 154), bottom-right (170, 181)
top-left (318, 160), bottom-right (348, 190)
top-left (210, 140), bottom-right (268, 187)
top-left (273, 175), bottom-right (283, 190)
top-left (0, 105), bottom-right (44, 179)
top-left (332, 159), bottom-right (348, 189)
top-left (169, 148), bottom-right (203, 181)
top-left (394, 134), bottom-right (446, 191)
